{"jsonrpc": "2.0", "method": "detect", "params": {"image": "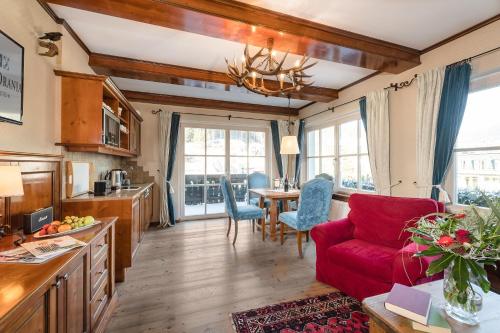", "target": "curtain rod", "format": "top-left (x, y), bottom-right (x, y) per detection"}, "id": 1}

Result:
top-left (151, 109), bottom-right (291, 123)
top-left (448, 45), bottom-right (500, 66)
